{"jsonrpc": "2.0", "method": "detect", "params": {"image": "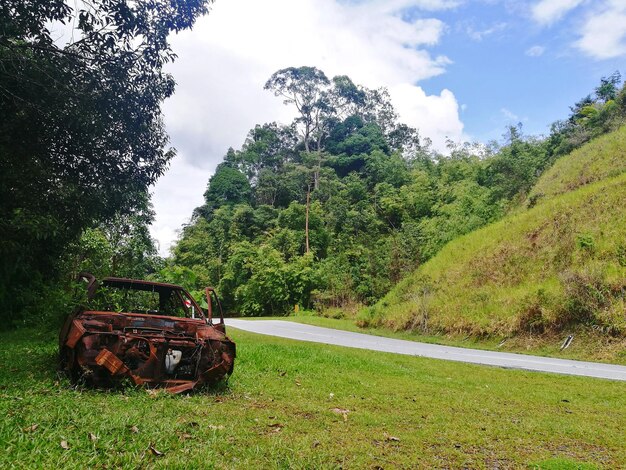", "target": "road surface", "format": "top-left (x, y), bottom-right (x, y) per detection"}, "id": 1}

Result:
top-left (225, 319), bottom-right (626, 381)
